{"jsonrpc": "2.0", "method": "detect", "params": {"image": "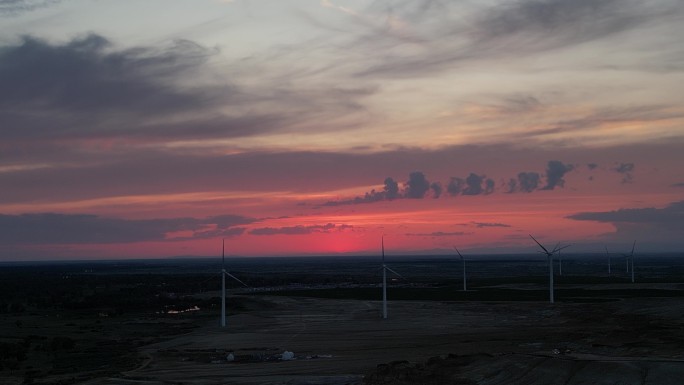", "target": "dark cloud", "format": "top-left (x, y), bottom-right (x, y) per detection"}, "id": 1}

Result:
top-left (249, 223), bottom-right (353, 236)
top-left (506, 178), bottom-right (518, 194)
top-left (587, 163), bottom-right (599, 170)
top-left (447, 177), bottom-right (465, 196)
top-left (541, 160), bottom-right (574, 190)
top-left (322, 171), bottom-right (436, 207)
top-left (463, 174), bottom-right (483, 195)
top-left (568, 201), bottom-right (684, 225)
top-left (0, 34), bottom-right (376, 149)
top-left (463, 173), bottom-right (494, 195)
top-left (384, 177), bottom-right (400, 200)
top-left (613, 162), bottom-right (635, 183)
top-left (430, 182), bottom-right (443, 198)
top-left (0, 34), bottom-right (216, 119)
top-left (672, 182), bottom-right (684, 188)
top-left (405, 171), bottom-right (431, 199)
top-left (518, 172), bottom-right (541, 192)
top-left (324, 169), bottom-right (500, 205)
top-left (0, 213), bottom-right (255, 245)
top-left (322, 159), bottom-right (578, 207)
top-left (323, 177), bottom-right (400, 206)
top-left (567, 201), bottom-right (684, 241)
top-left (484, 178), bottom-right (495, 194)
